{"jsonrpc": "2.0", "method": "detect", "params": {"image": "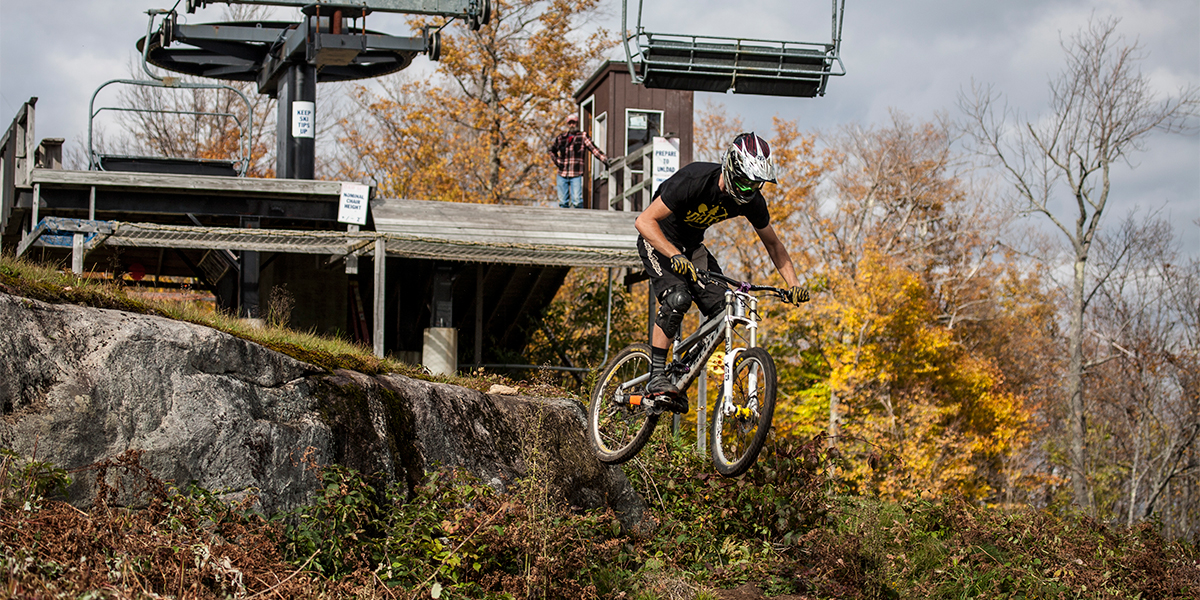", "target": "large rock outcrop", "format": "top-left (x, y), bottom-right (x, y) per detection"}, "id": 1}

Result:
top-left (0, 292), bottom-right (647, 529)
